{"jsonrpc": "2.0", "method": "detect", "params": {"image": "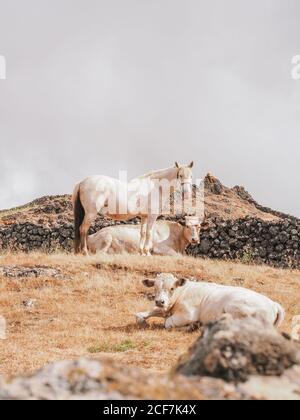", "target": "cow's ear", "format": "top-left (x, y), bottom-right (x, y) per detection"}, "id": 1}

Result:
top-left (175, 162), bottom-right (180, 168)
top-left (189, 161), bottom-right (194, 168)
top-left (201, 221), bottom-right (209, 230)
top-left (142, 279), bottom-right (155, 288)
top-left (175, 278), bottom-right (187, 288)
